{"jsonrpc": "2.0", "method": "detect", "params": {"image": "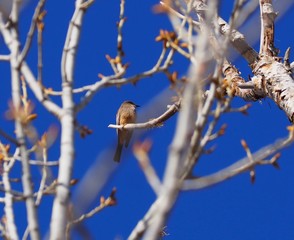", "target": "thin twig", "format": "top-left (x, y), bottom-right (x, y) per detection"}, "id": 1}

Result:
top-left (35, 146), bottom-right (48, 206)
top-left (0, 128), bottom-right (20, 146)
top-left (37, 10), bottom-right (45, 84)
top-left (2, 146), bottom-right (19, 239)
top-left (0, 55), bottom-right (10, 61)
top-left (75, 47), bottom-right (174, 112)
top-left (116, 0), bottom-right (126, 67)
top-left (65, 188), bottom-right (117, 240)
top-left (18, 0), bottom-right (47, 65)
top-left (182, 134), bottom-right (293, 190)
